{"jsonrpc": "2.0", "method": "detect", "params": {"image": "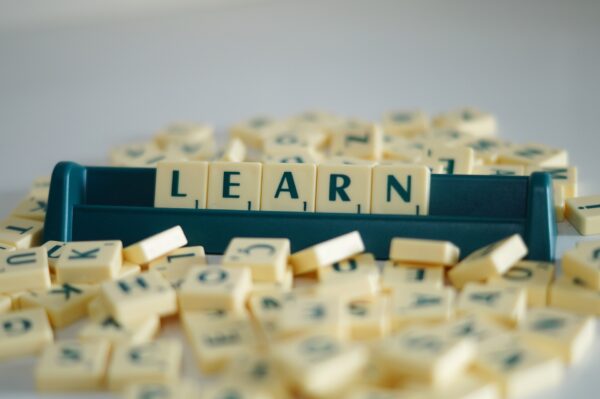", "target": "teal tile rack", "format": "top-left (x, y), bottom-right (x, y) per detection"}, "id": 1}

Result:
top-left (43, 161), bottom-right (556, 261)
